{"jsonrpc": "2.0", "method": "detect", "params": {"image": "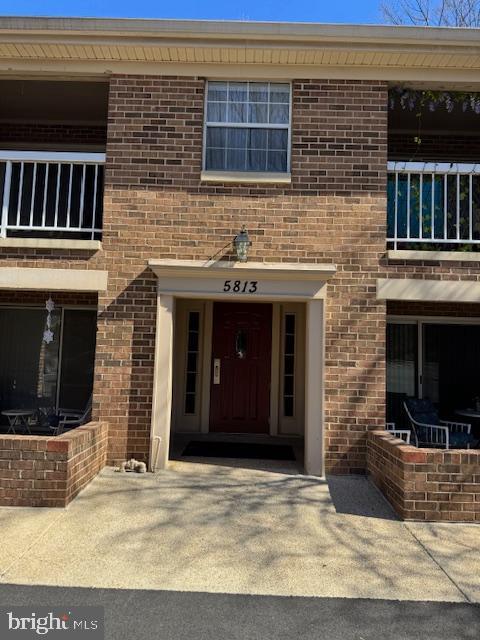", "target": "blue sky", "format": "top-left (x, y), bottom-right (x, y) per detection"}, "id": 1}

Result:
top-left (0, 0), bottom-right (384, 24)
